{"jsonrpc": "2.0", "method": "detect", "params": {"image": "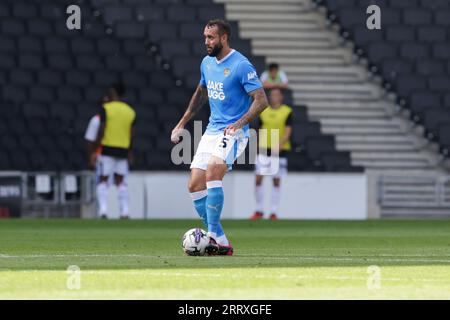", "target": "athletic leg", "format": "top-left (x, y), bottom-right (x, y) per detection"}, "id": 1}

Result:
top-left (204, 156), bottom-right (228, 254)
top-left (252, 174), bottom-right (265, 220)
top-left (270, 177), bottom-right (281, 220)
top-left (115, 158), bottom-right (130, 219)
top-left (96, 155), bottom-right (112, 218)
